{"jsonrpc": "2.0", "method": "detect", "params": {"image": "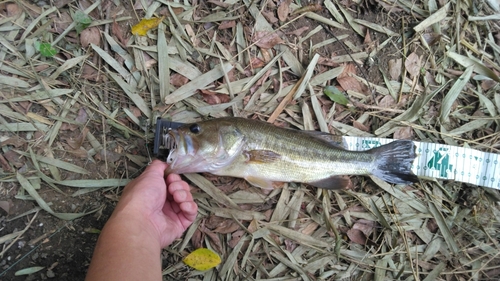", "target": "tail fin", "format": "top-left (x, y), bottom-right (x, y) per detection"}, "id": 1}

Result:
top-left (370, 140), bottom-right (419, 184)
